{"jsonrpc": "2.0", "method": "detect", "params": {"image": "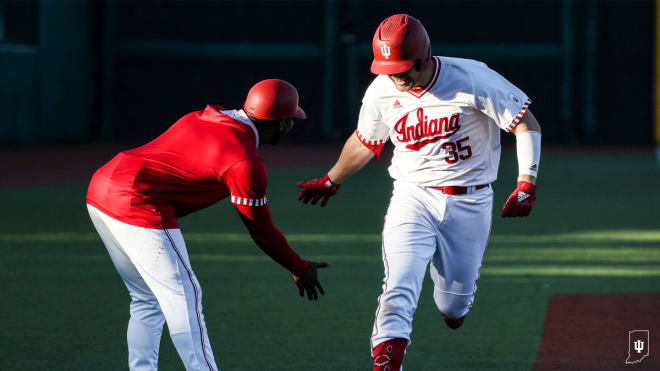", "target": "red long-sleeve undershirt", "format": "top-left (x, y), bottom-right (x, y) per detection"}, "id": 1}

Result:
top-left (224, 157), bottom-right (308, 277)
top-left (236, 204), bottom-right (309, 277)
